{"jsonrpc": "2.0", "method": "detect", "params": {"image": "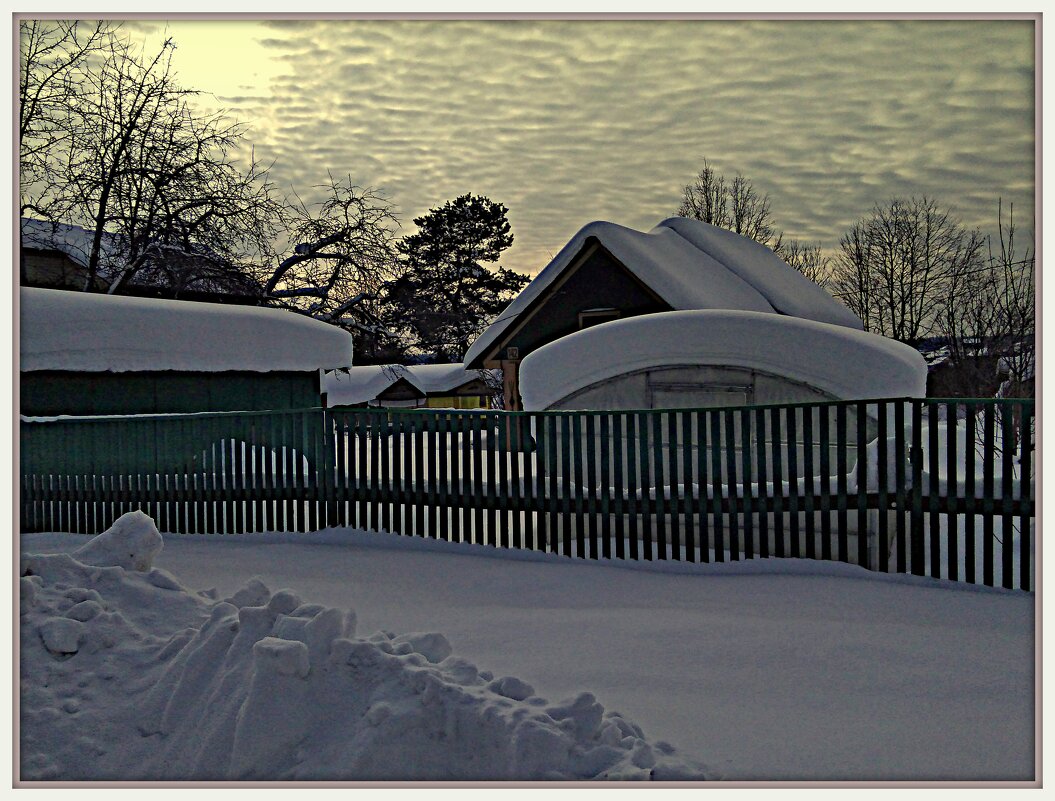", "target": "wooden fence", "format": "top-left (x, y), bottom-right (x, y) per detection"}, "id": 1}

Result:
top-left (20, 396), bottom-right (1035, 590)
